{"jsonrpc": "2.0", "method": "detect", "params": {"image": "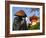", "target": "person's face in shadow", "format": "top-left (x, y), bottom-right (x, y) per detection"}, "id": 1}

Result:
top-left (18, 16), bottom-right (23, 21)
